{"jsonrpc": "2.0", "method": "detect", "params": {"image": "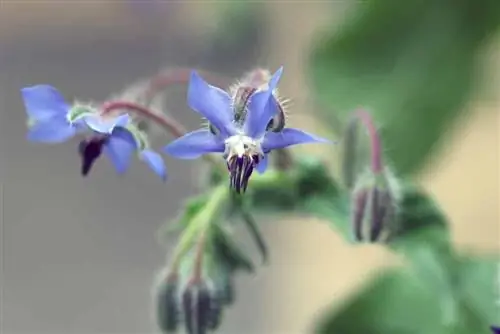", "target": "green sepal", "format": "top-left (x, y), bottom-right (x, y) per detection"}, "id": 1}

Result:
top-left (68, 104), bottom-right (96, 122)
